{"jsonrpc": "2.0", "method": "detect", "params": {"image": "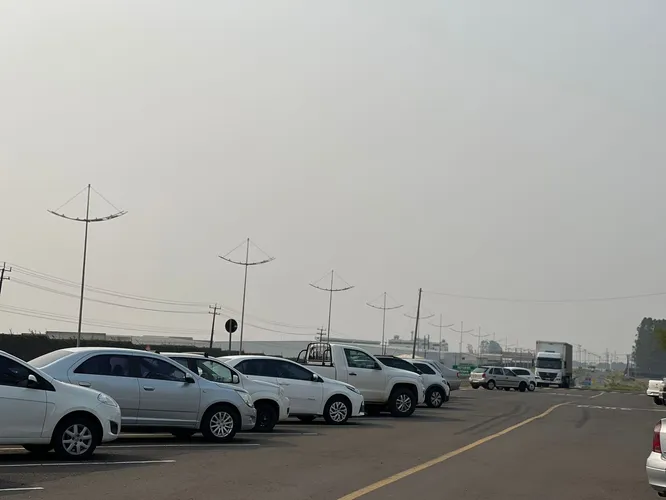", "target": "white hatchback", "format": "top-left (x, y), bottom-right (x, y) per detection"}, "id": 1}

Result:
top-left (0, 350), bottom-right (121, 460)
top-left (221, 355), bottom-right (365, 424)
top-left (504, 366), bottom-right (537, 392)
